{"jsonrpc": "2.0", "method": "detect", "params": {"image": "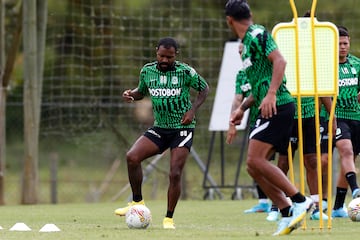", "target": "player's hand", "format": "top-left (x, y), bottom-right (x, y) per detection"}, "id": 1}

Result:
top-left (226, 124), bottom-right (237, 144)
top-left (259, 92), bottom-right (276, 118)
top-left (181, 109), bottom-right (195, 125)
top-left (122, 89), bottom-right (134, 103)
top-left (229, 108), bottom-right (244, 126)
